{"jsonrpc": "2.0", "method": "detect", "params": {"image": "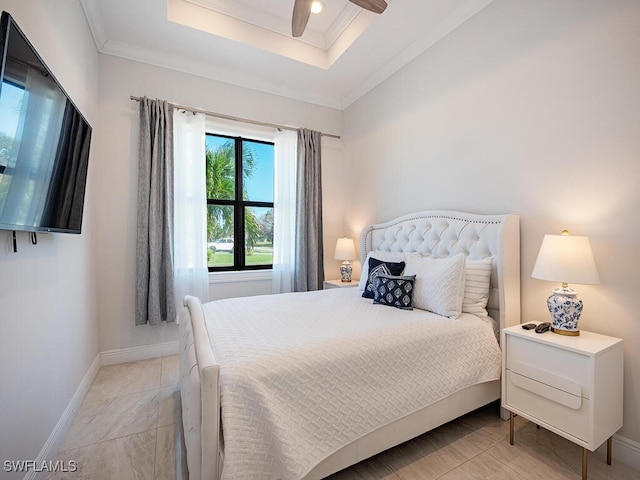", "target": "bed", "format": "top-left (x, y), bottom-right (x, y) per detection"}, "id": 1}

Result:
top-left (179, 210), bottom-right (521, 480)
